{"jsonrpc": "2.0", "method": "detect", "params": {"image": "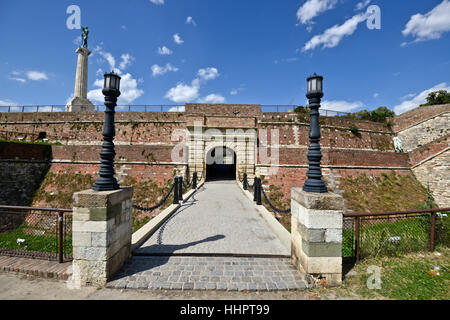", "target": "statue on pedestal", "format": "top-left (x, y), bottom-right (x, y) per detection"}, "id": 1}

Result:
top-left (66, 27), bottom-right (95, 112)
